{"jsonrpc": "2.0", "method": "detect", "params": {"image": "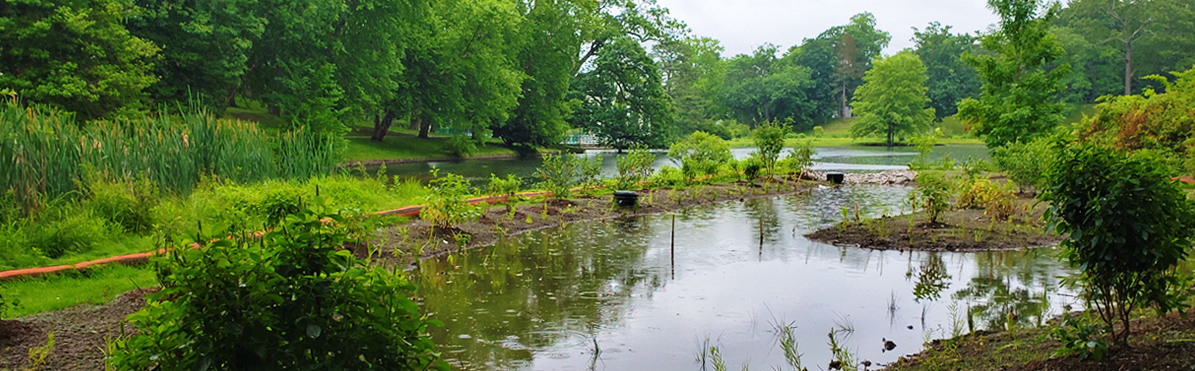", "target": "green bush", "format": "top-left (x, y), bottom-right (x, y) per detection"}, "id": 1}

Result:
top-left (27, 204), bottom-right (110, 259)
top-left (742, 158), bottom-right (763, 182)
top-left (421, 169), bottom-right (481, 229)
top-left (445, 135), bottom-right (478, 157)
top-left (535, 154), bottom-right (601, 198)
top-left (83, 176), bottom-right (159, 235)
top-left (955, 177), bottom-right (1016, 219)
top-left (991, 138), bottom-right (1053, 193)
top-left (616, 145), bottom-right (655, 189)
top-left (752, 122), bottom-right (788, 176)
top-left (1041, 144), bottom-right (1195, 345)
top-left (778, 140), bottom-right (815, 178)
top-left (812, 126), bottom-right (825, 137)
top-left (910, 171), bottom-right (951, 223)
top-left (668, 131), bottom-right (731, 183)
top-left (108, 201), bottom-right (446, 370)
top-left (649, 165), bottom-right (685, 187)
top-left (488, 173), bottom-right (521, 213)
top-left (1049, 312), bottom-right (1108, 361)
